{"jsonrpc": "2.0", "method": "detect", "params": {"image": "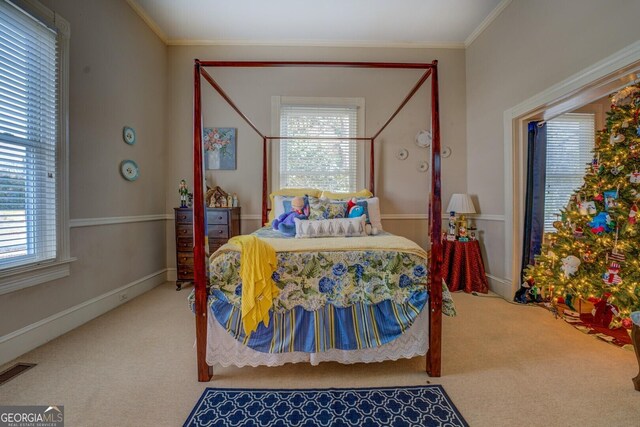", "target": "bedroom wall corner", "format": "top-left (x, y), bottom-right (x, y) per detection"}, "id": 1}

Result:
top-left (465, 0), bottom-right (640, 296)
top-left (0, 0), bottom-right (169, 364)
